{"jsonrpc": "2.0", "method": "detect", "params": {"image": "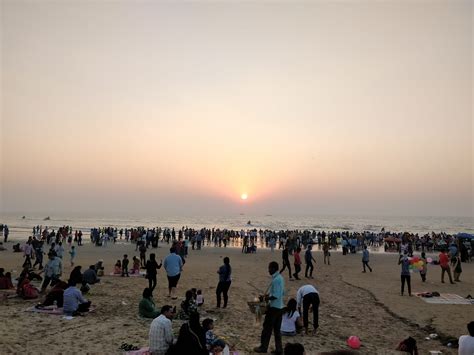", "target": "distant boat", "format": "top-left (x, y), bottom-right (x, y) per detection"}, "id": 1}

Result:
top-left (44, 216), bottom-right (50, 221)
top-left (247, 220), bottom-right (251, 225)
top-left (240, 213), bottom-right (245, 215)
top-left (22, 216), bottom-right (26, 219)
